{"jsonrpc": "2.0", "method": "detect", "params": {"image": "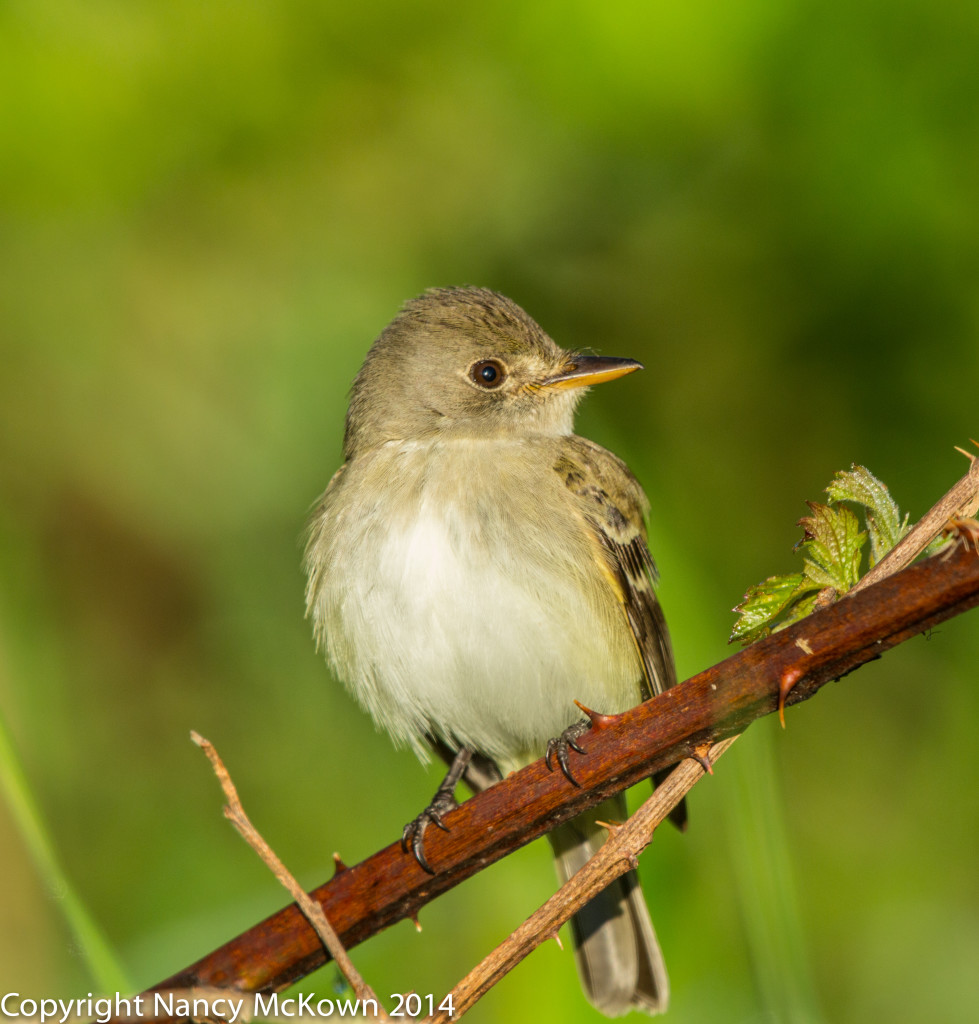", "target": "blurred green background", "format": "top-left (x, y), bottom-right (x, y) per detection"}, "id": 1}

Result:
top-left (2, 2), bottom-right (978, 1021)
